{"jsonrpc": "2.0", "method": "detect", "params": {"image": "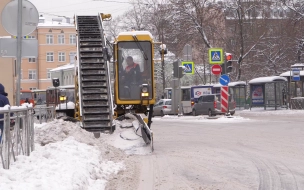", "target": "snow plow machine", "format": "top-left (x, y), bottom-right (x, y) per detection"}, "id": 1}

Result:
top-left (74, 13), bottom-right (155, 151)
